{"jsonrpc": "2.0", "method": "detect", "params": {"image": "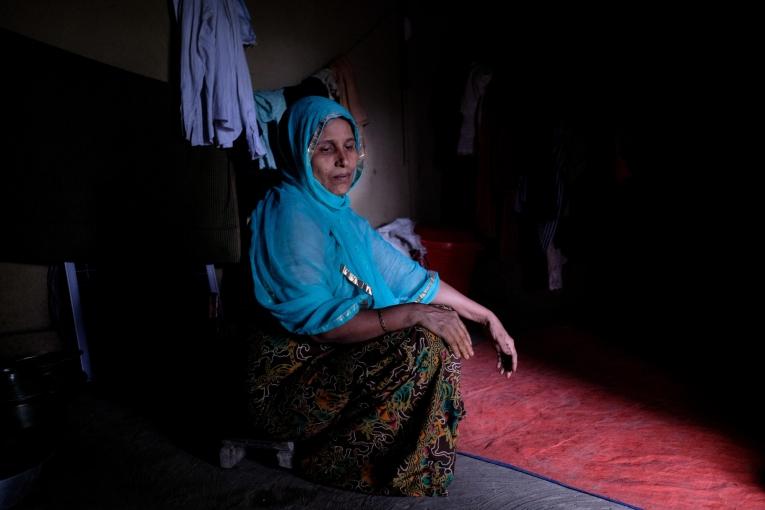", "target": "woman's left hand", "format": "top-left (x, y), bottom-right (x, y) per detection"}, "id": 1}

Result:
top-left (487, 316), bottom-right (517, 379)
top-left (430, 281), bottom-right (517, 379)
